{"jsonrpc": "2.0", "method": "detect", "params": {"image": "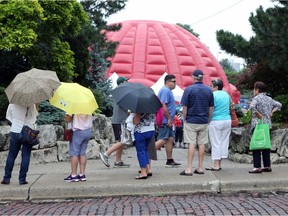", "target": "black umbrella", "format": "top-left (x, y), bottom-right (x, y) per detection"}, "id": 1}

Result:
top-left (111, 82), bottom-right (162, 114)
